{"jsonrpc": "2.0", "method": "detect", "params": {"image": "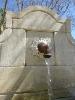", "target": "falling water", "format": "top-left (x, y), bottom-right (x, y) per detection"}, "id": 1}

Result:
top-left (45, 59), bottom-right (54, 100)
